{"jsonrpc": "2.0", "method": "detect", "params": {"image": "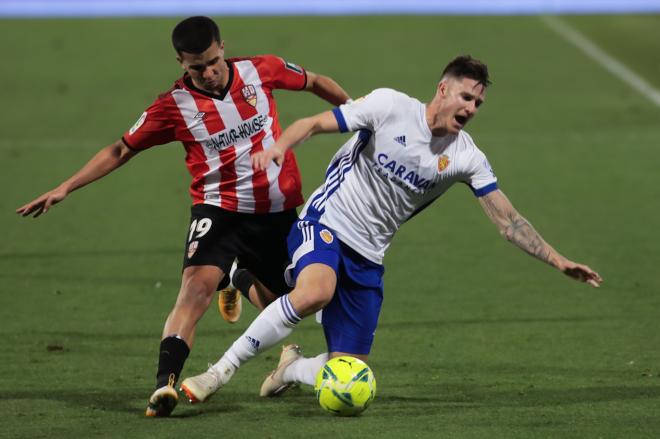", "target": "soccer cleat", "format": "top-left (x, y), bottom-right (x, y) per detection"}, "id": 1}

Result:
top-left (180, 365), bottom-right (225, 403)
top-left (259, 344), bottom-right (303, 397)
top-left (218, 287), bottom-right (242, 323)
top-left (145, 374), bottom-right (178, 417)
